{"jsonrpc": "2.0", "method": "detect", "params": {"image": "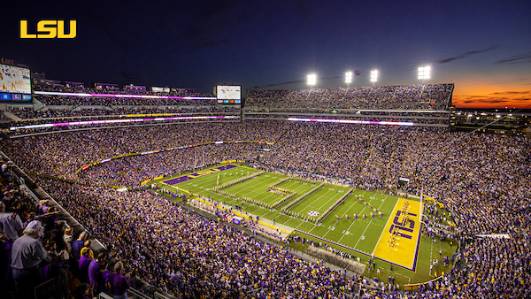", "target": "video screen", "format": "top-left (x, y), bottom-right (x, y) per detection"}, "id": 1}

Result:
top-left (0, 64), bottom-right (32, 102)
top-left (216, 85), bottom-right (241, 100)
